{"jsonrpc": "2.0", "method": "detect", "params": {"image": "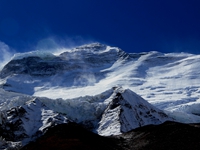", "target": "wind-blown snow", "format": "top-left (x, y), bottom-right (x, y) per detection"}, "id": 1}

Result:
top-left (12, 50), bottom-right (56, 60)
top-left (1, 43), bottom-right (200, 123)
